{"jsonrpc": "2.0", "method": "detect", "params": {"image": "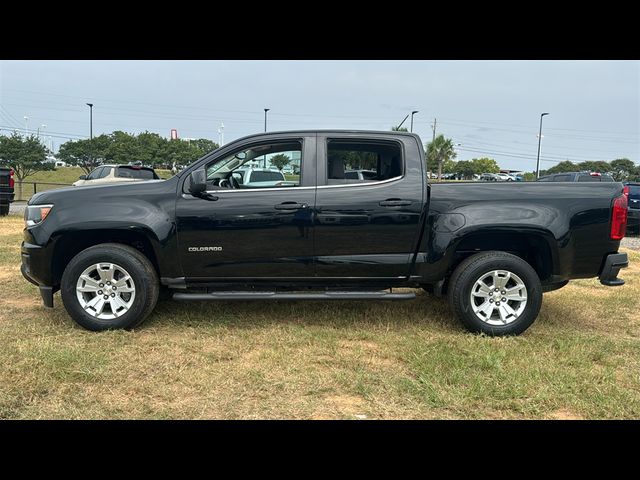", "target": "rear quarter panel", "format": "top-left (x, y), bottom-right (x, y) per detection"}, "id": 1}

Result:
top-left (420, 182), bottom-right (624, 282)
